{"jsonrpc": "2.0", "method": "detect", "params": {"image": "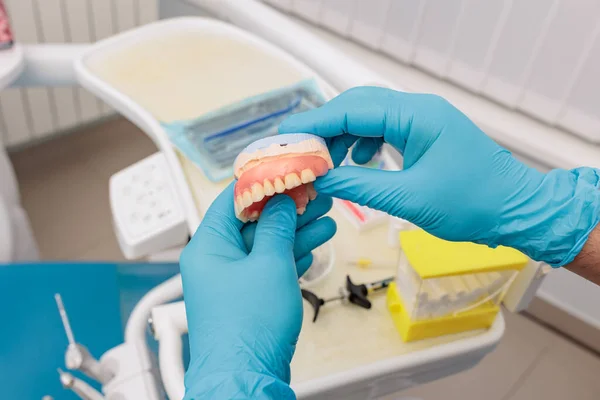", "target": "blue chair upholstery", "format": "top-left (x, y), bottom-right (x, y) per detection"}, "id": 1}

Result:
top-left (0, 261), bottom-right (181, 400)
